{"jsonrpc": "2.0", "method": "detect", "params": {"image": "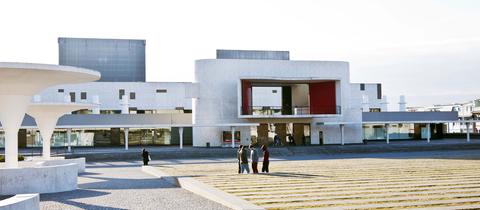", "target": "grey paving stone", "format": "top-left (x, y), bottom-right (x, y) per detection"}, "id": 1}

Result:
top-left (39, 162), bottom-right (230, 210)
